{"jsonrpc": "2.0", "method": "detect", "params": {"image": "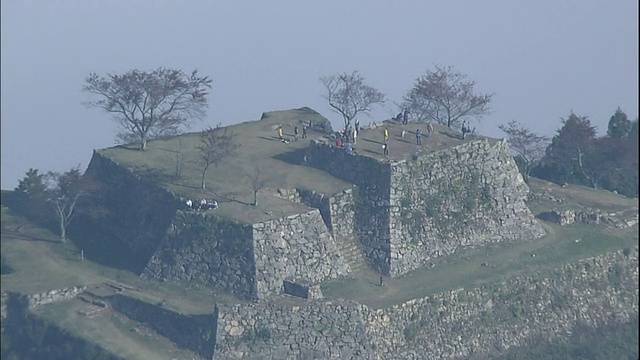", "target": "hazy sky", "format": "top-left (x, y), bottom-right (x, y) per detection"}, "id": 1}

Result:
top-left (2, 1), bottom-right (637, 189)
